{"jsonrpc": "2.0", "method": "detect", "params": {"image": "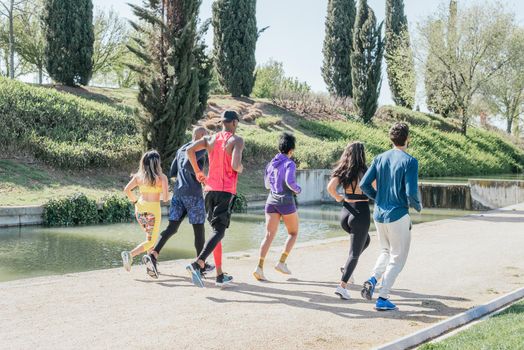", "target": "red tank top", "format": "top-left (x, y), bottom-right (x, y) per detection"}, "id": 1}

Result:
top-left (205, 131), bottom-right (238, 194)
